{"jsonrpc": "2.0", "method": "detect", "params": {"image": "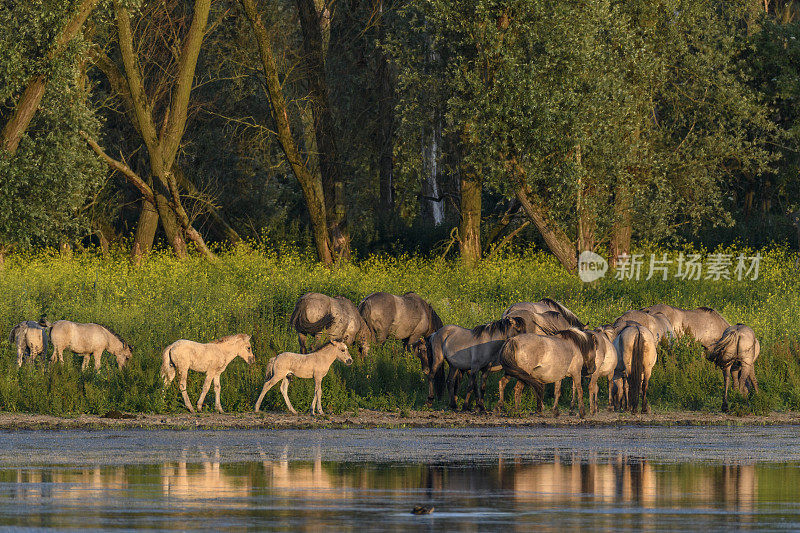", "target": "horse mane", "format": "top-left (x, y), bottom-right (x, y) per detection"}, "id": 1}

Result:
top-left (101, 325), bottom-right (131, 349)
top-left (471, 318), bottom-right (511, 338)
top-left (534, 311), bottom-right (569, 336)
top-left (211, 333), bottom-right (246, 344)
top-left (540, 298), bottom-right (584, 328)
top-left (554, 328), bottom-right (595, 357)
